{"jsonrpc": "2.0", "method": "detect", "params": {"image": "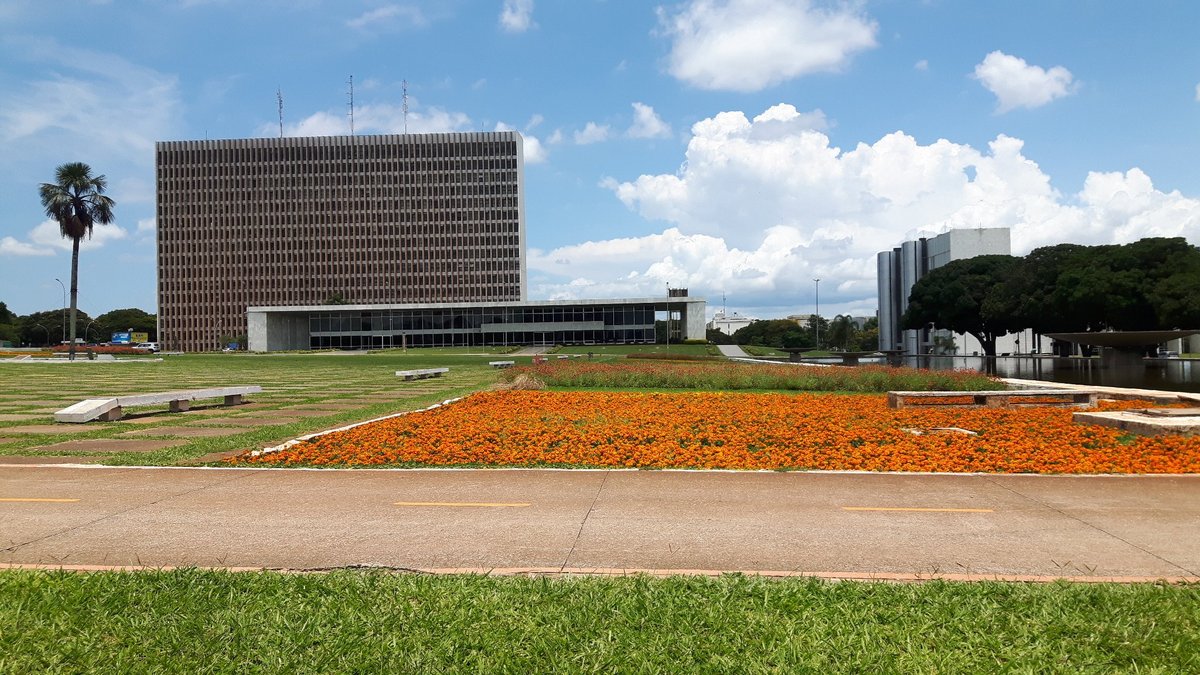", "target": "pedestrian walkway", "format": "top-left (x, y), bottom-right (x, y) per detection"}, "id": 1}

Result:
top-left (717, 344), bottom-right (750, 358)
top-left (2, 466), bottom-right (1196, 581)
